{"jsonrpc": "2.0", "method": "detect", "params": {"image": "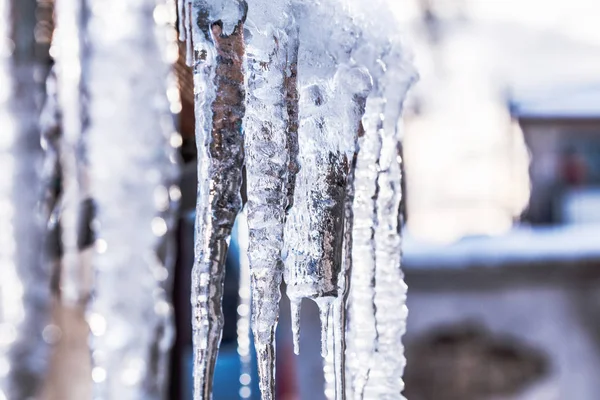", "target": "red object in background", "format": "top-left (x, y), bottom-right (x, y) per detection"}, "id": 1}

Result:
top-left (277, 342), bottom-right (300, 400)
top-left (561, 151), bottom-right (587, 186)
